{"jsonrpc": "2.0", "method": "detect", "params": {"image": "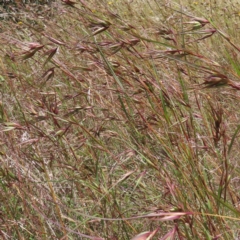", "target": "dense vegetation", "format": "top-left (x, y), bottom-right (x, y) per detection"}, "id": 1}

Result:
top-left (0, 0), bottom-right (240, 239)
